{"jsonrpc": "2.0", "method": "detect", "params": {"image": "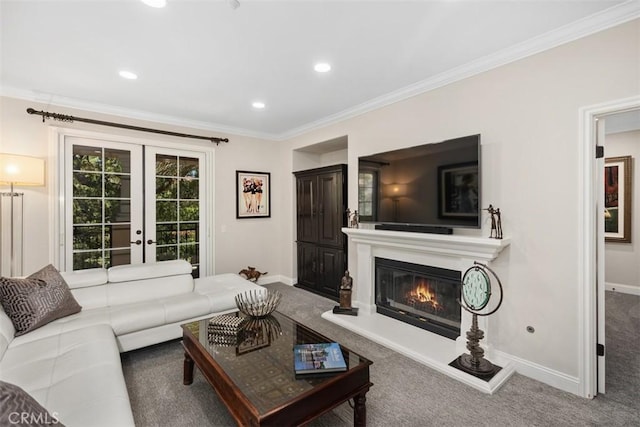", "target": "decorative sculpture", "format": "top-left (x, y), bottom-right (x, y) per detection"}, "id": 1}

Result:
top-left (450, 262), bottom-right (504, 380)
top-left (346, 208), bottom-right (359, 228)
top-left (484, 204), bottom-right (503, 239)
top-left (333, 270), bottom-right (358, 316)
top-left (238, 266), bottom-right (268, 282)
